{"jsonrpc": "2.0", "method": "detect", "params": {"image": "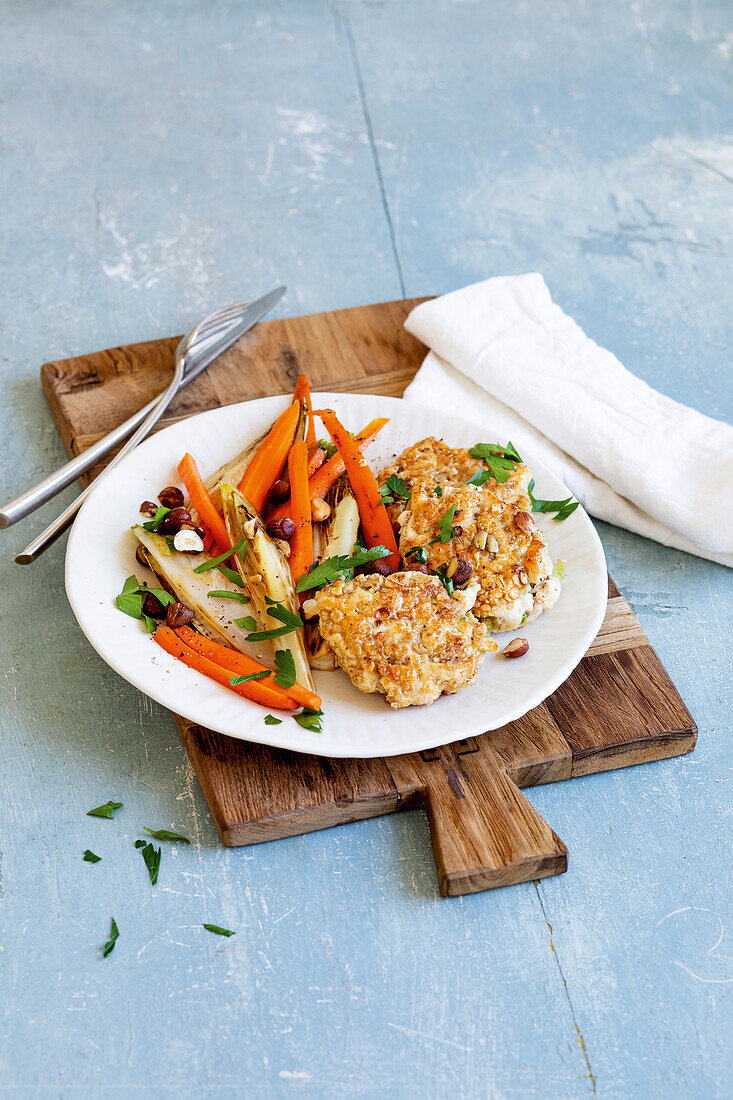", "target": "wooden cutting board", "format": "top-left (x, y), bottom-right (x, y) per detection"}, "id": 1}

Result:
top-left (41, 298), bottom-right (697, 896)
